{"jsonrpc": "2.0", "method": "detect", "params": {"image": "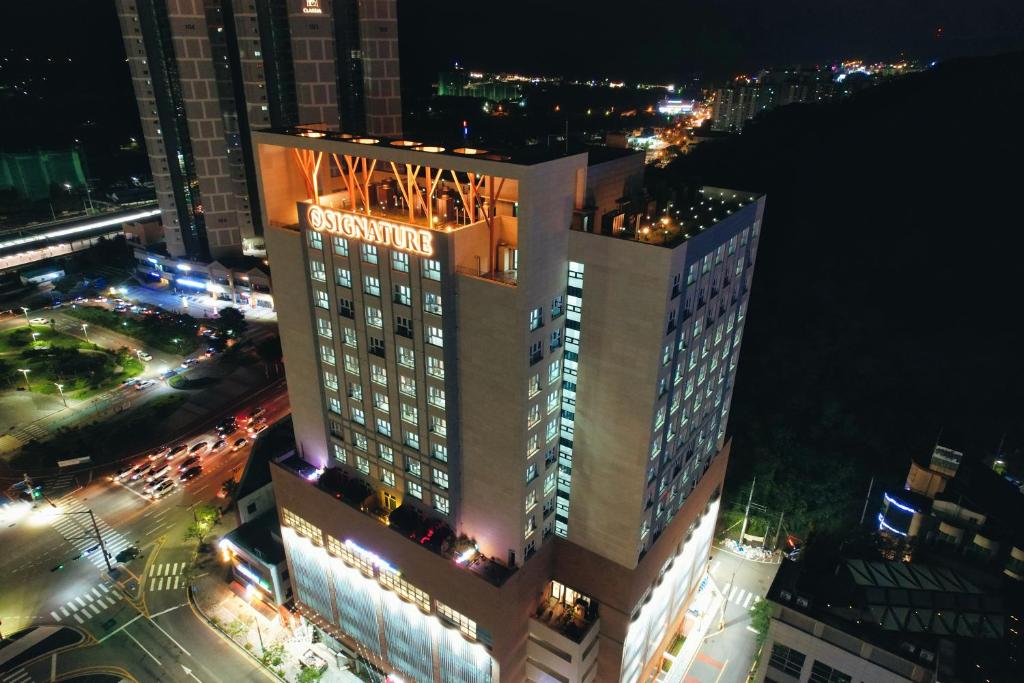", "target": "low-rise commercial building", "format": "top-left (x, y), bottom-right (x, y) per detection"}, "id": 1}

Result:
top-left (131, 246), bottom-right (274, 312)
